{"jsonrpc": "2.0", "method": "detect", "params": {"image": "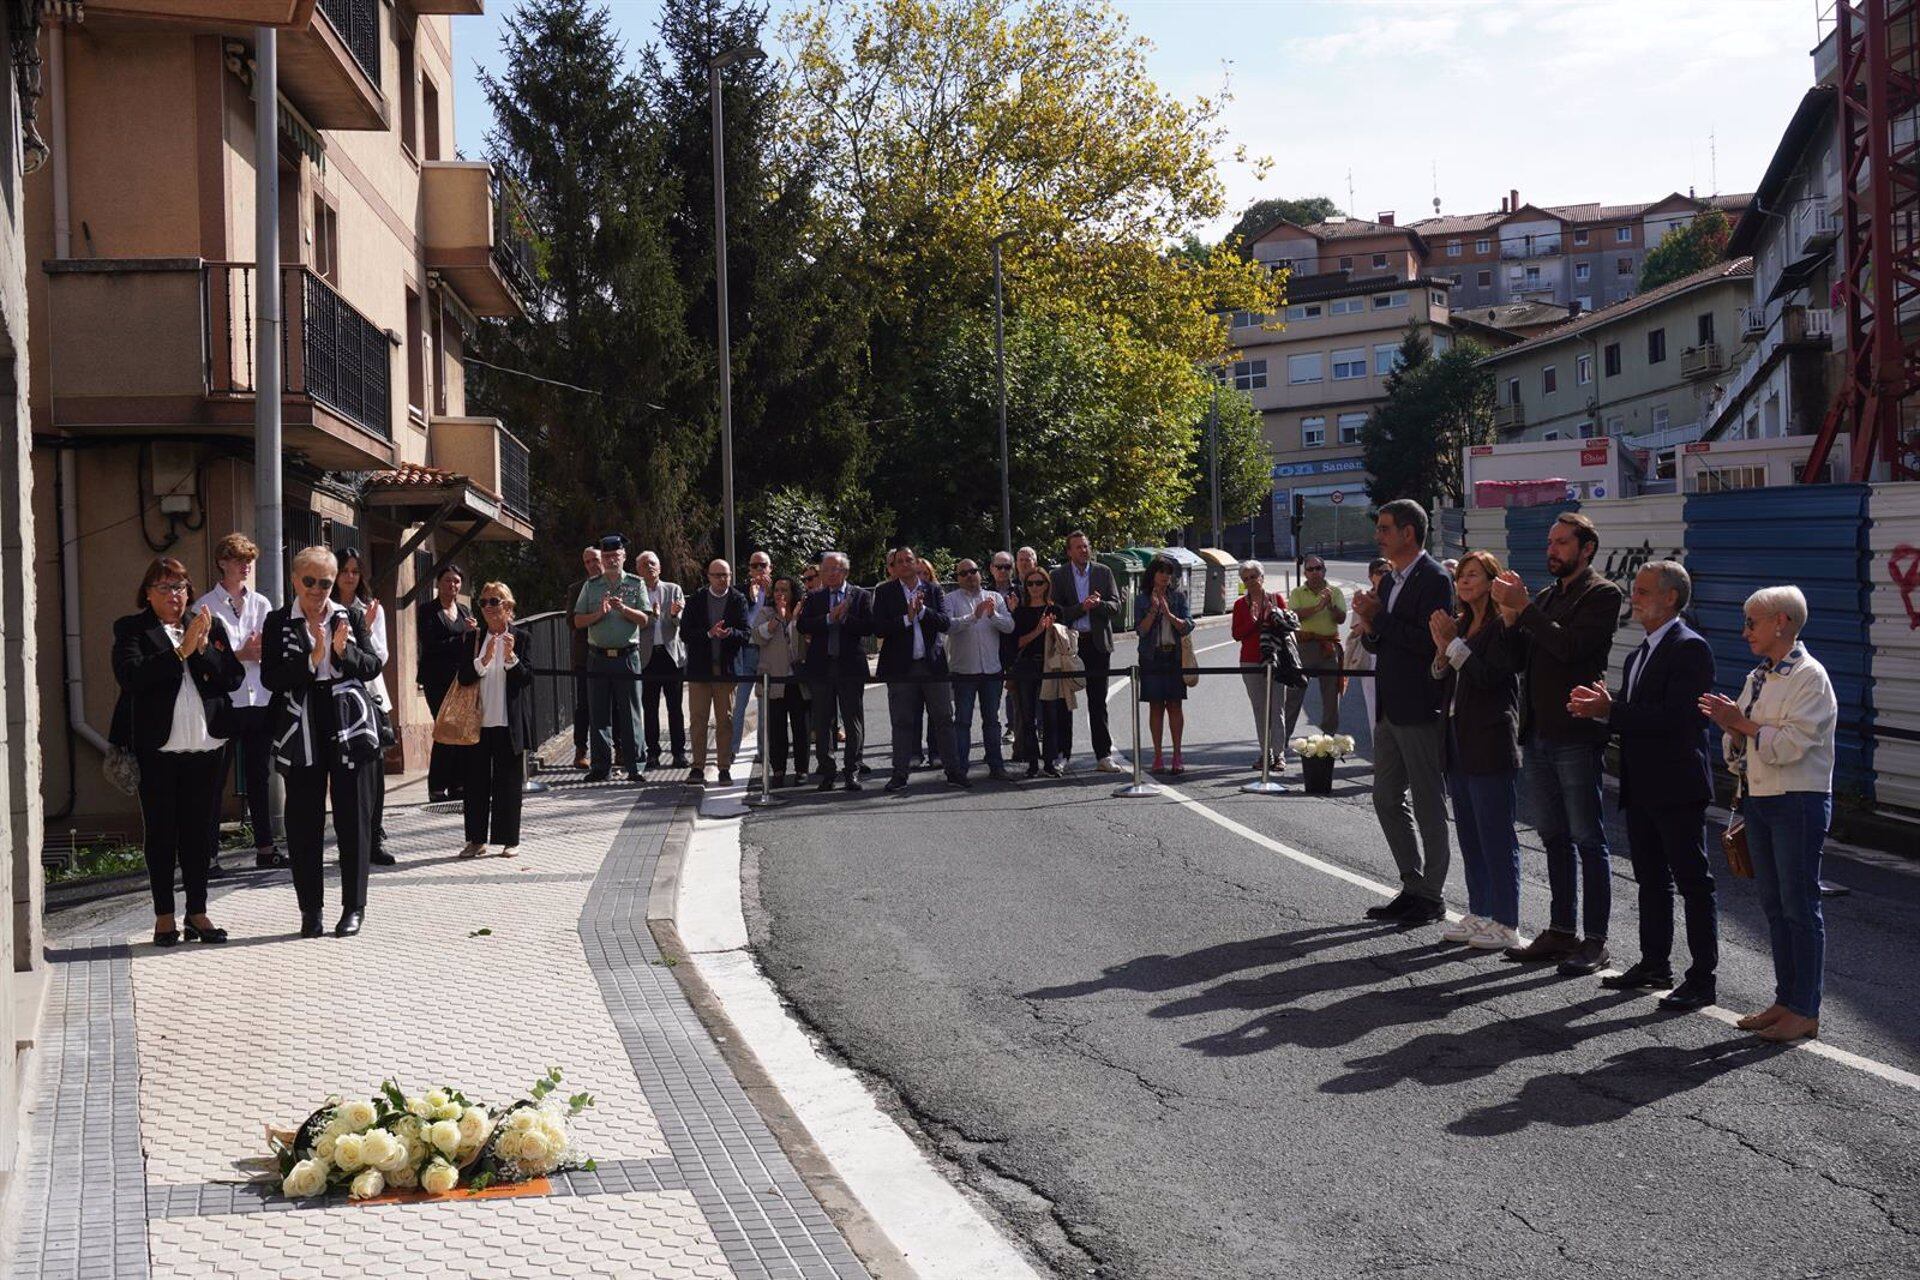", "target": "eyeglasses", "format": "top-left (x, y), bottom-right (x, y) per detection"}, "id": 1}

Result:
top-left (992, 563), bottom-right (1012, 571)
top-left (958, 567), bottom-right (981, 576)
top-left (300, 576), bottom-right (334, 592)
top-left (1305, 564), bottom-right (1325, 572)
top-left (153, 581), bottom-right (190, 595)
top-left (481, 597), bottom-right (505, 609)
top-left (750, 561), bottom-right (770, 571)
top-left (708, 572), bottom-right (730, 579)
top-left (1025, 578), bottom-right (1048, 587)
